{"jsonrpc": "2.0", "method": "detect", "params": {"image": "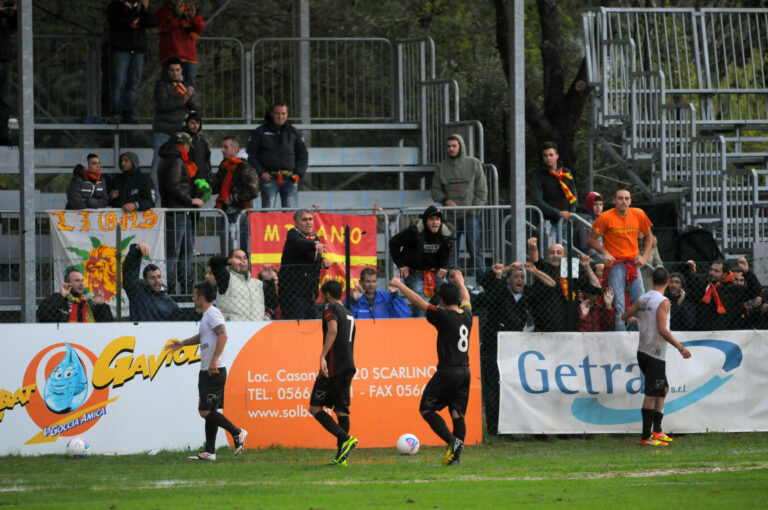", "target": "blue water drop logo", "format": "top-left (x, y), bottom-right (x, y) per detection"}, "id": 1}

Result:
top-left (43, 343), bottom-right (89, 413)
